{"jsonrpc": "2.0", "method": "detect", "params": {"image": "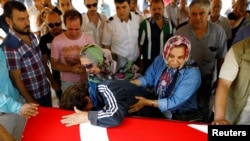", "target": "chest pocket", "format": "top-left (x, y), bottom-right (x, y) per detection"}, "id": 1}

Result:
top-left (203, 46), bottom-right (218, 62)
